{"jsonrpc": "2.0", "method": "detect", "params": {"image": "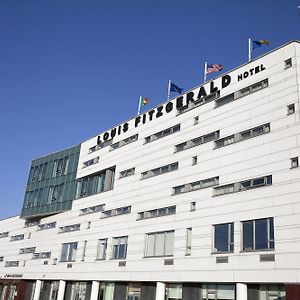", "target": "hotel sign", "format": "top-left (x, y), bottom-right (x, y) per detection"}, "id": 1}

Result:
top-left (97, 64), bottom-right (266, 144)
